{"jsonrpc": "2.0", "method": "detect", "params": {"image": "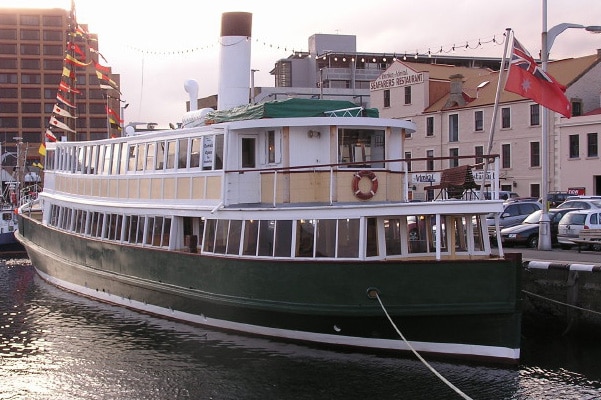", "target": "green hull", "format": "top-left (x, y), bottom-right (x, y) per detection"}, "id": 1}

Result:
top-left (17, 214), bottom-right (522, 364)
